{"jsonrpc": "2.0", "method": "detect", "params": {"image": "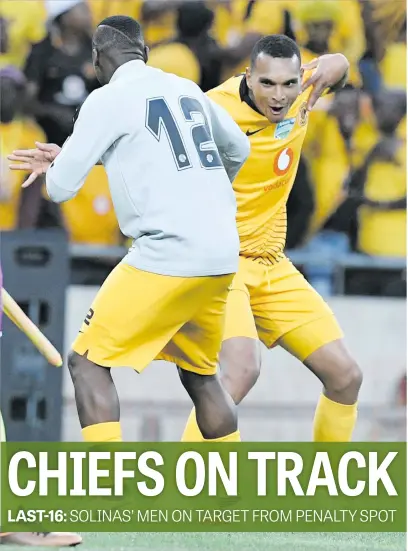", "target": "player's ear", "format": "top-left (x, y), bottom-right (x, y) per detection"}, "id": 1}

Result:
top-left (143, 45), bottom-right (149, 63)
top-left (245, 66), bottom-right (252, 89)
top-left (92, 47), bottom-right (99, 68)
